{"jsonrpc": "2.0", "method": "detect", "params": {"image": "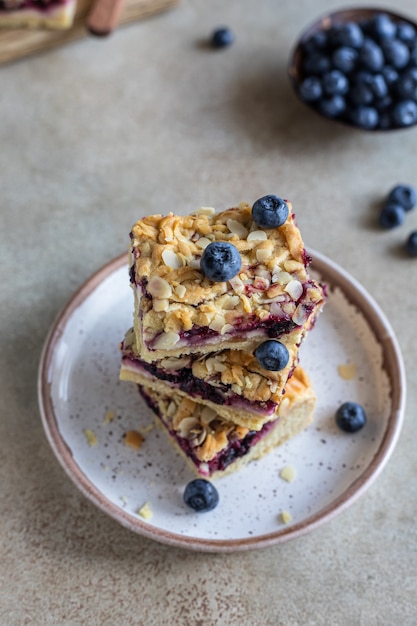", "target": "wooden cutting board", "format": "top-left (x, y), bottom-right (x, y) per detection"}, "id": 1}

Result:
top-left (0, 0), bottom-right (180, 65)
